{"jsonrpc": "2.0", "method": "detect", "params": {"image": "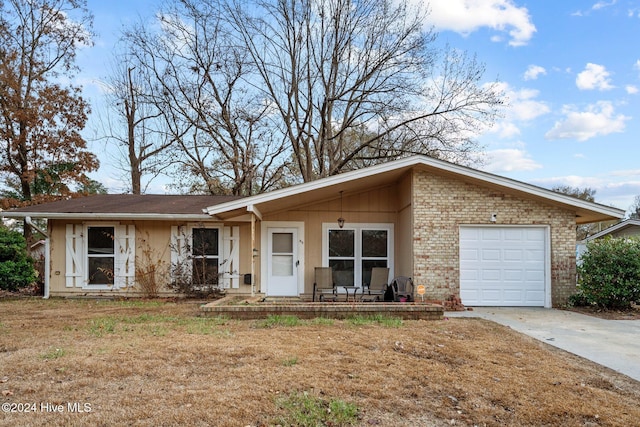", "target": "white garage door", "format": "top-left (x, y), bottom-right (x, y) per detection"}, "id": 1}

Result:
top-left (459, 226), bottom-right (548, 306)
